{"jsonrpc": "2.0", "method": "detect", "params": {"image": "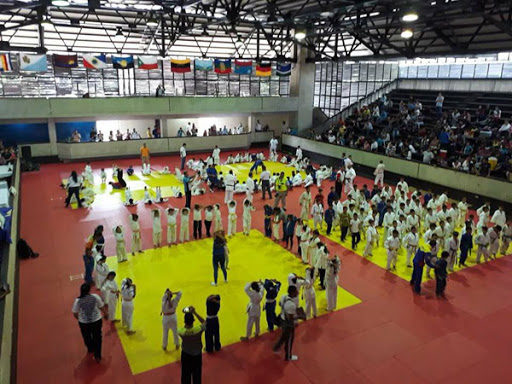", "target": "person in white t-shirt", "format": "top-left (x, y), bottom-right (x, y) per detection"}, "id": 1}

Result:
top-left (272, 285), bottom-right (301, 361)
top-left (179, 143), bottom-right (187, 170)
